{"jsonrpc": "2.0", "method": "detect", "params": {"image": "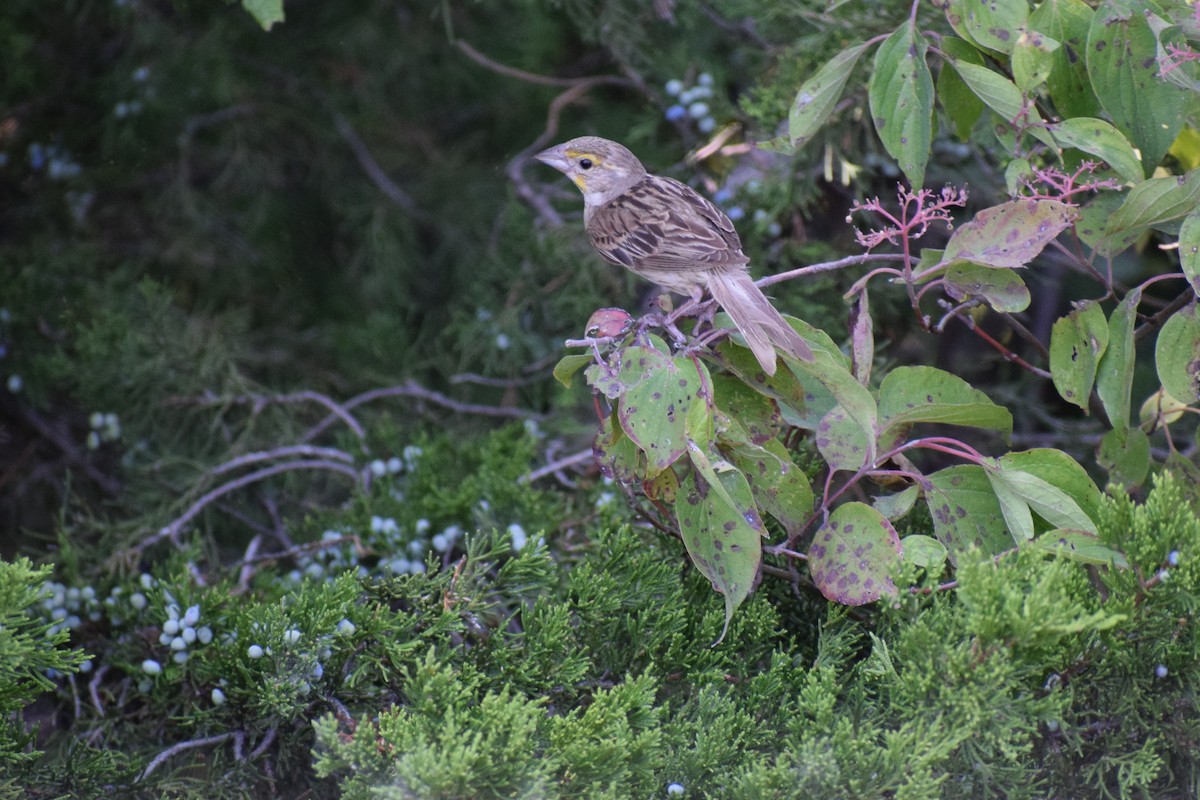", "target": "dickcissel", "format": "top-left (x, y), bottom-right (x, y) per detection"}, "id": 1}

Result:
top-left (535, 136), bottom-right (811, 375)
